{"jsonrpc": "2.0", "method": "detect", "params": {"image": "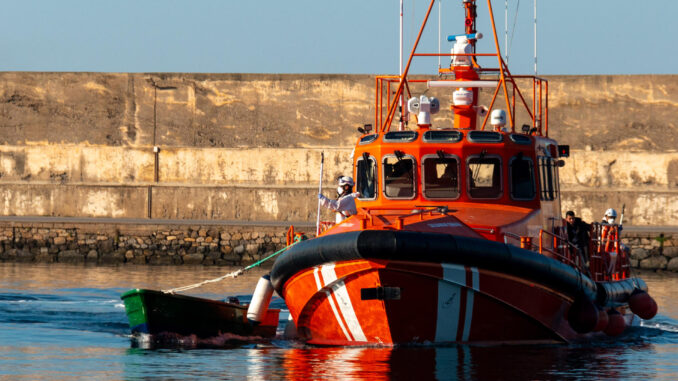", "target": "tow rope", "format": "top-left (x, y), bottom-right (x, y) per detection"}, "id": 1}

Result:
top-left (162, 241), bottom-right (297, 294)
